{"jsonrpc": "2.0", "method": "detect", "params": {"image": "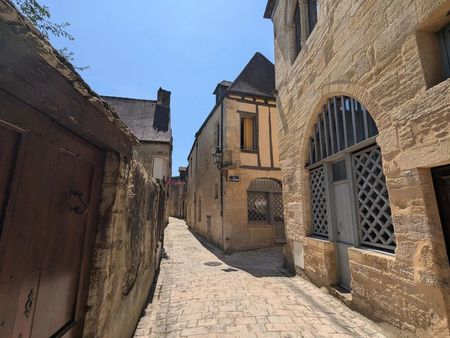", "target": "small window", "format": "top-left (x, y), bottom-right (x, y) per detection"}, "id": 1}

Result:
top-left (294, 2), bottom-right (302, 57)
top-left (332, 160), bottom-right (347, 182)
top-left (438, 23), bottom-right (450, 79)
top-left (307, 0), bottom-right (318, 36)
top-left (240, 116), bottom-right (257, 151)
top-left (216, 123), bottom-right (220, 150)
top-left (214, 183), bottom-right (218, 199)
top-left (152, 158), bottom-right (165, 180)
top-left (199, 199), bottom-right (201, 221)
